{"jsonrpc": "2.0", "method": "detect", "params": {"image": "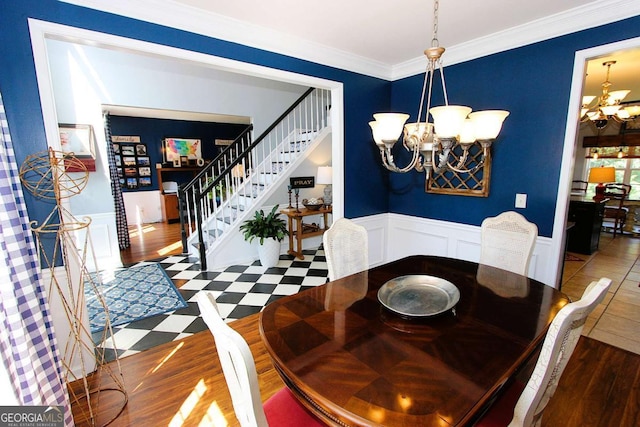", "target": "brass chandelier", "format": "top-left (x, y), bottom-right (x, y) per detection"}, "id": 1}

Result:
top-left (369, 0), bottom-right (509, 182)
top-left (581, 60), bottom-right (640, 129)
